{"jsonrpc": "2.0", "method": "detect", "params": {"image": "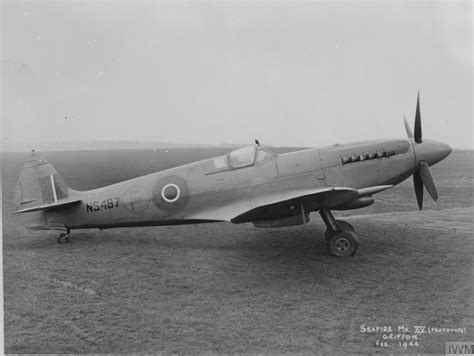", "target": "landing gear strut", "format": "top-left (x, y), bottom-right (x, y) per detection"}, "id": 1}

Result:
top-left (57, 229), bottom-right (71, 244)
top-left (319, 209), bottom-right (359, 257)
